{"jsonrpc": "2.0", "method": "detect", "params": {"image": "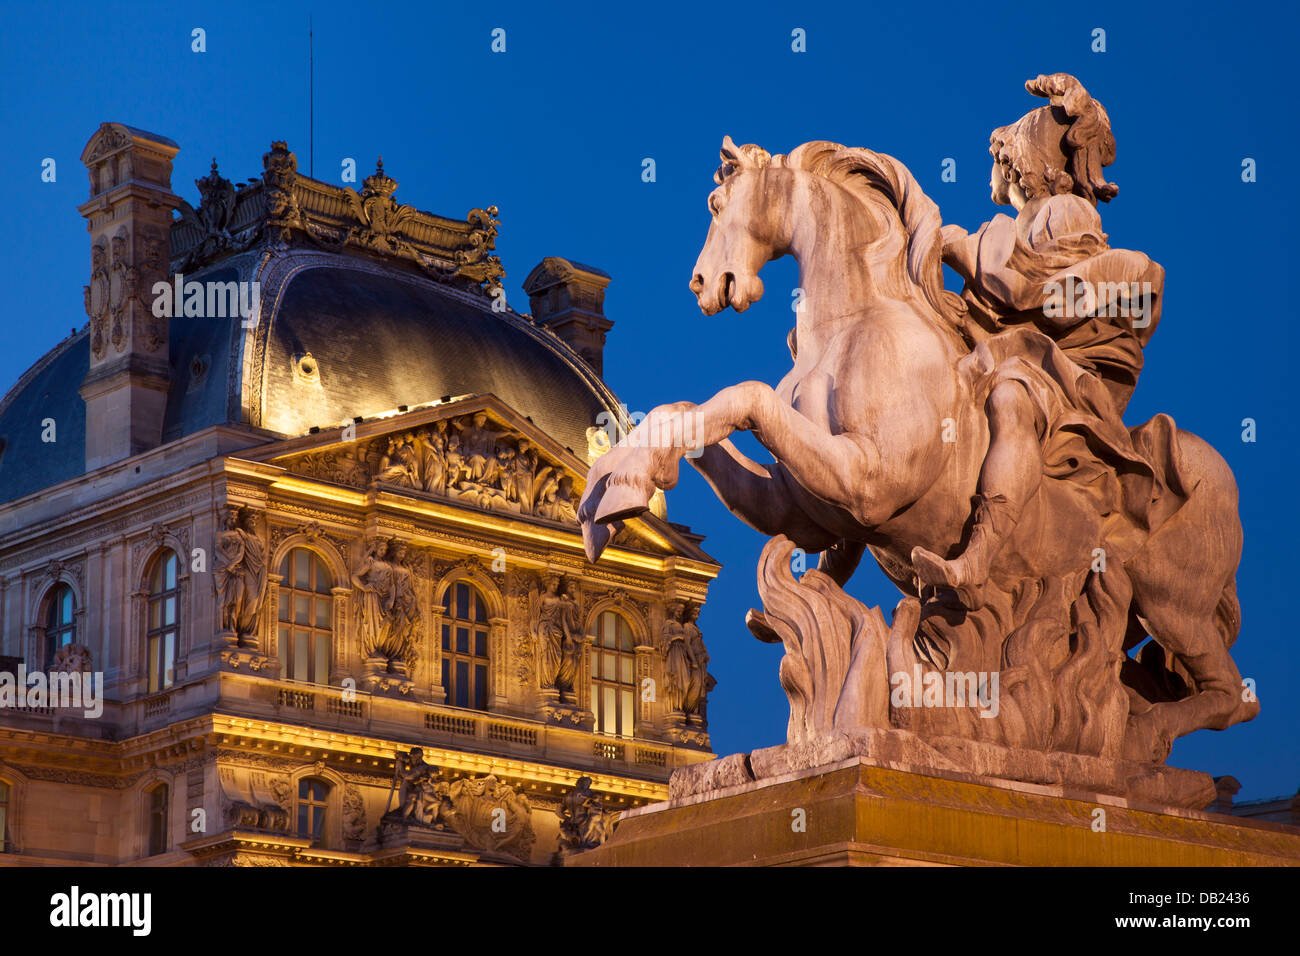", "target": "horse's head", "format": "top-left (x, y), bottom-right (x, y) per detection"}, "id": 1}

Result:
top-left (689, 136), bottom-right (787, 315)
